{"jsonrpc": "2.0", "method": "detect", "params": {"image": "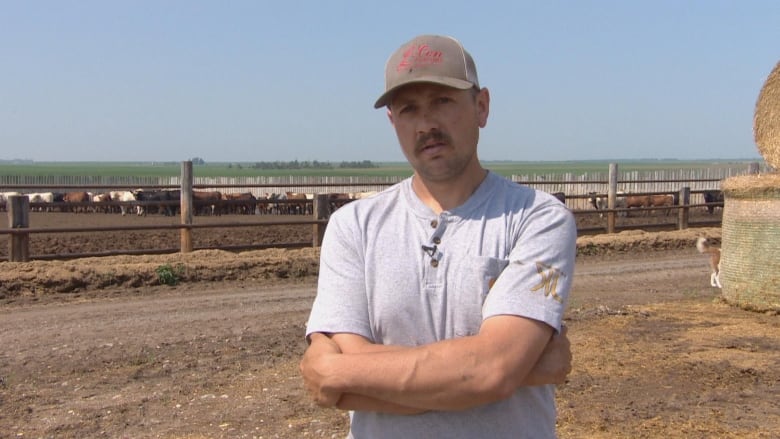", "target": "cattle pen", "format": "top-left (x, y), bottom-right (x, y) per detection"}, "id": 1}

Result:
top-left (0, 161), bottom-right (763, 262)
